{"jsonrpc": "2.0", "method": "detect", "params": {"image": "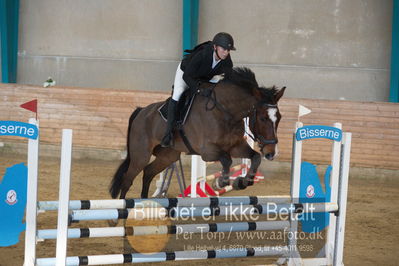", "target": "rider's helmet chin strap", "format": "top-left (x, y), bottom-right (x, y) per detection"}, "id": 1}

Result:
top-left (214, 46), bottom-right (222, 61)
